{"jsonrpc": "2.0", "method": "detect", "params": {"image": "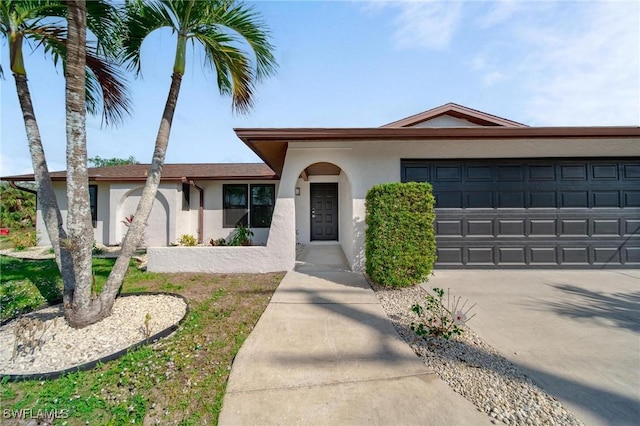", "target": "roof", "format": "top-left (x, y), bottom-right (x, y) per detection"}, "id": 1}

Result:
top-left (235, 126), bottom-right (640, 177)
top-left (1, 163), bottom-right (277, 182)
top-left (381, 102), bottom-right (528, 128)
